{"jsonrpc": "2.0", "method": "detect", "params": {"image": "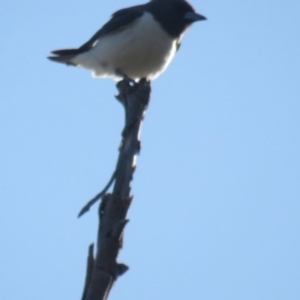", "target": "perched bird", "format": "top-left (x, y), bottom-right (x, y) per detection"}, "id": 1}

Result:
top-left (48, 0), bottom-right (206, 81)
